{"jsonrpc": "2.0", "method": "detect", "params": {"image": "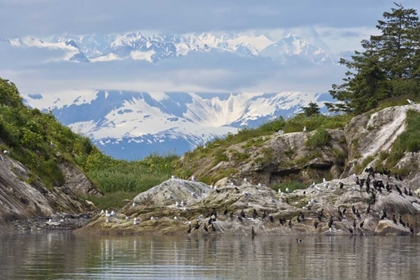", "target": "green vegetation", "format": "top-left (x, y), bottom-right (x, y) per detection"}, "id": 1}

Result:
top-left (354, 155), bottom-right (375, 174)
top-left (0, 78), bottom-right (180, 208)
top-left (0, 79), bottom-right (93, 187)
top-left (86, 153), bottom-right (179, 193)
top-left (386, 110), bottom-right (420, 167)
top-left (305, 128), bottom-right (331, 148)
top-left (301, 101), bottom-right (321, 117)
top-left (273, 181), bottom-right (308, 193)
top-left (327, 3), bottom-right (420, 114)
